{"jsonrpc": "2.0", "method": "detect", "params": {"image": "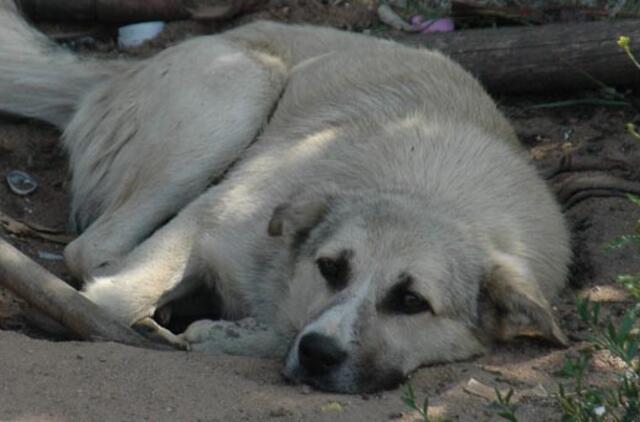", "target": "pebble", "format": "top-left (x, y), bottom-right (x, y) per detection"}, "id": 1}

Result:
top-left (268, 407), bottom-right (293, 418)
top-left (37, 251), bottom-right (64, 261)
top-left (320, 401), bottom-right (344, 413)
